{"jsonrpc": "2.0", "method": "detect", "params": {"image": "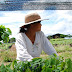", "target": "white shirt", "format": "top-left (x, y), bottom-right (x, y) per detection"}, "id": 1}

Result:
top-left (15, 31), bottom-right (58, 62)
